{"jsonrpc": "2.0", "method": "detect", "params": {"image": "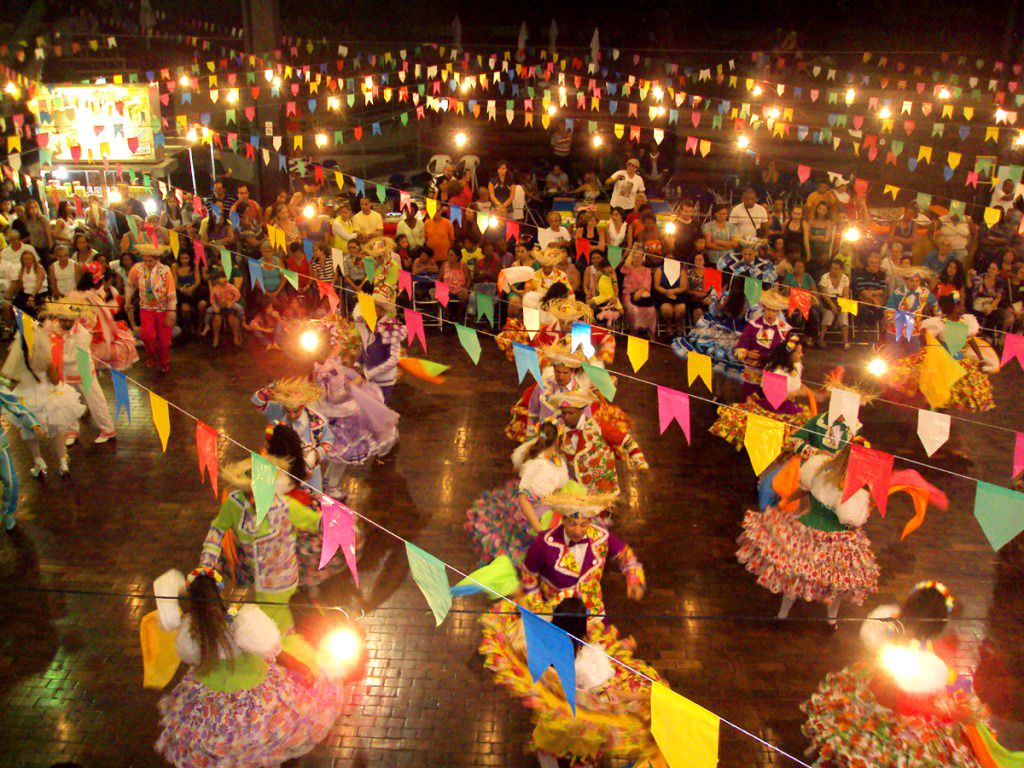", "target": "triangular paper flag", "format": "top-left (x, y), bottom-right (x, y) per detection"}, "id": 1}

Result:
top-left (405, 542), bottom-right (451, 625)
top-left (842, 444), bottom-right (895, 517)
top-left (761, 371), bottom-right (789, 410)
top-left (916, 410), bottom-right (950, 456)
top-left (687, 351), bottom-right (712, 392)
top-left (520, 606), bottom-right (577, 714)
top-left (455, 324), bottom-right (481, 364)
top-left (651, 683), bottom-right (720, 768)
top-left (828, 388), bottom-right (861, 429)
top-left (657, 386), bottom-right (691, 443)
top-left (582, 362), bottom-right (616, 401)
top-left (357, 291), bottom-right (378, 331)
top-left (626, 335), bottom-right (648, 372)
top-left (149, 392), bottom-right (170, 451)
top-left (513, 342), bottom-right (543, 383)
top-left (974, 482), bottom-right (1024, 551)
top-left (319, 498), bottom-right (358, 585)
top-left (451, 555), bottom-right (519, 597)
top-left (195, 421), bottom-right (219, 498)
top-left (744, 413), bottom-right (784, 475)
